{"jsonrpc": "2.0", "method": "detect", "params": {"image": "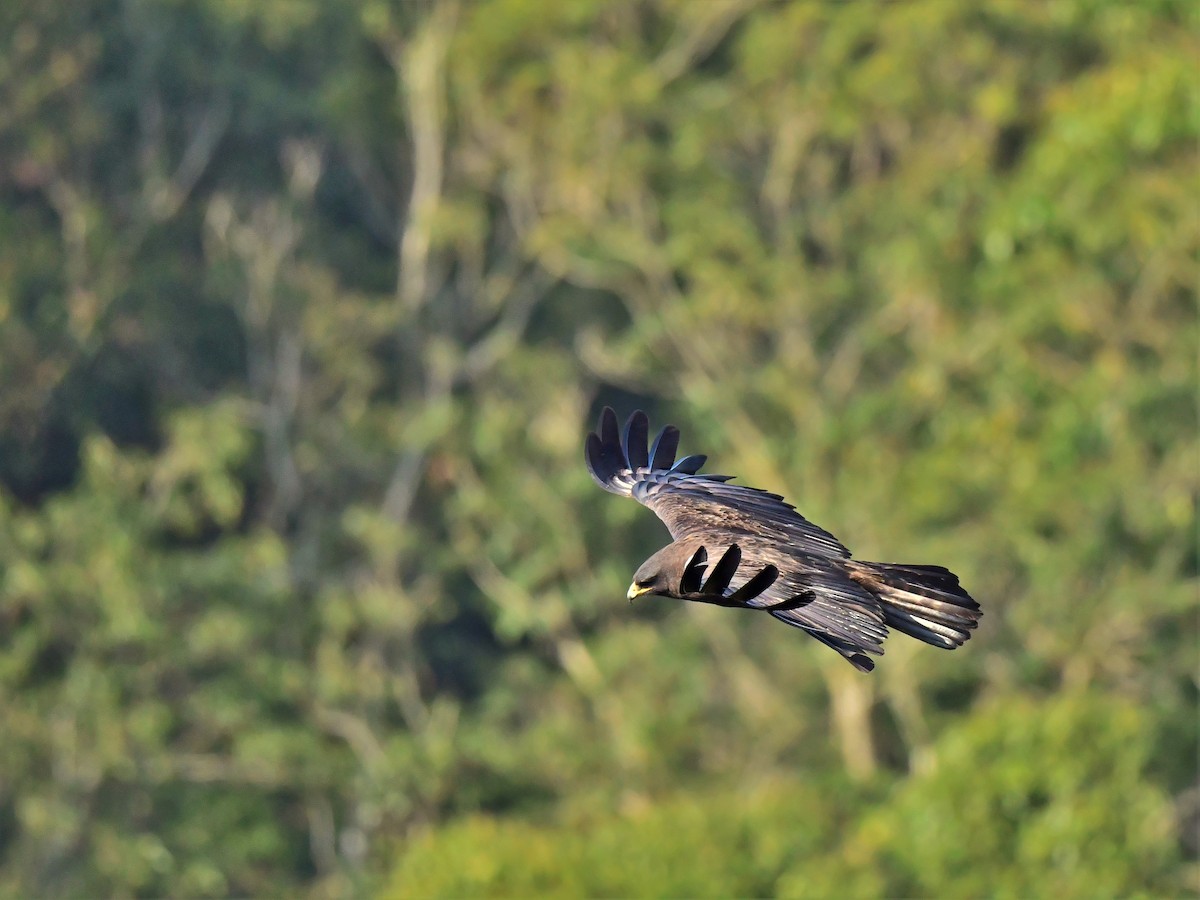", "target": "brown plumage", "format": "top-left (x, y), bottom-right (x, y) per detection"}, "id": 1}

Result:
top-left (585, 407), bottom-right (981, 672)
